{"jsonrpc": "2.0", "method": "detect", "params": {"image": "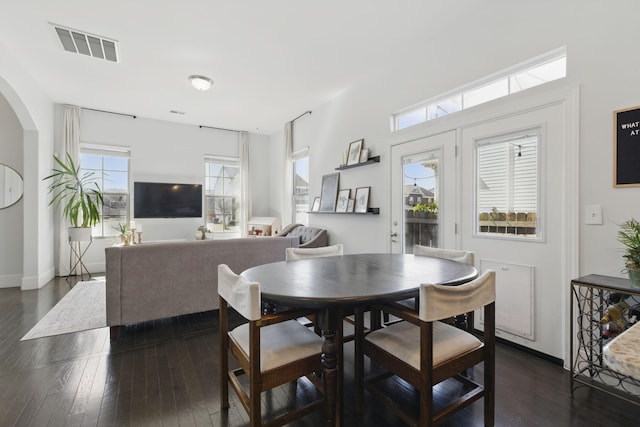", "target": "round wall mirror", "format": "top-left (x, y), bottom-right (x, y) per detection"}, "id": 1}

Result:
top-left (0, 163), bottom-right (24, 209)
